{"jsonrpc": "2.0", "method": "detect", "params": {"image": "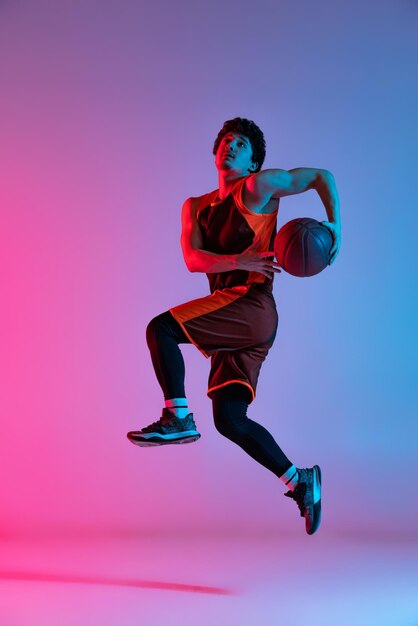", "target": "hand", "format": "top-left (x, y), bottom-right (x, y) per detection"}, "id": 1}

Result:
top-left (236, 237), bottom-right (282, 278)
top-left (321, 221), bottom-right (341, 265)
